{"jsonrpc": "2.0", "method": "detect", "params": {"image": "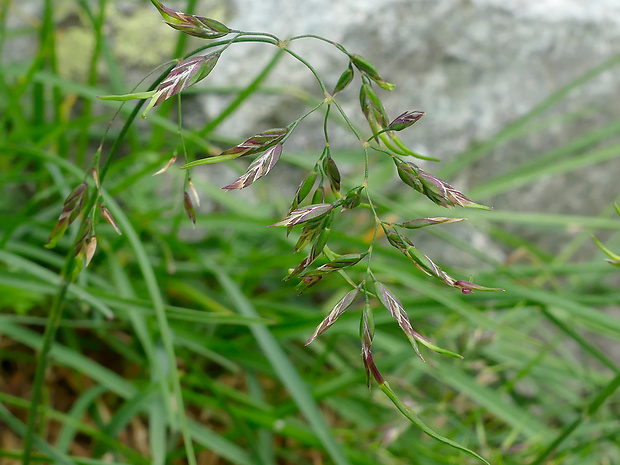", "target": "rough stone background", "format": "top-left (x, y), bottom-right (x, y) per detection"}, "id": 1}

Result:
top-left (7, 0), bottom-right (620, 256)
